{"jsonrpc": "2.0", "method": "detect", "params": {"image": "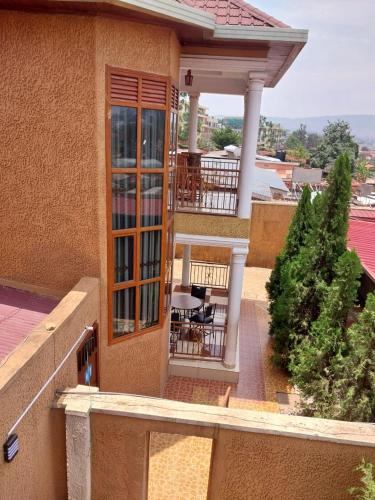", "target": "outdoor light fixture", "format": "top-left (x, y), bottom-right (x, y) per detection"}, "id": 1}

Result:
top-left (185, 69), bottom-right (193, 86)
top-left (4, 434), bottom-right (19, 463)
